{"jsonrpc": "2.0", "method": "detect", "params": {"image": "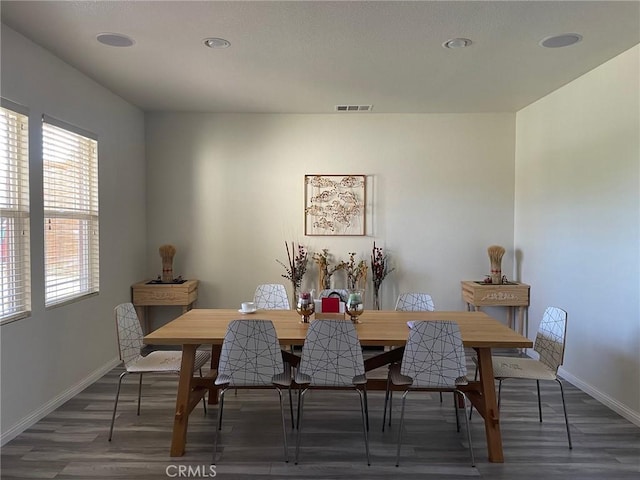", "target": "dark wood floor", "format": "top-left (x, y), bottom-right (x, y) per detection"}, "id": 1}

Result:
top-left (2, 349), bottom-right (639, 479)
